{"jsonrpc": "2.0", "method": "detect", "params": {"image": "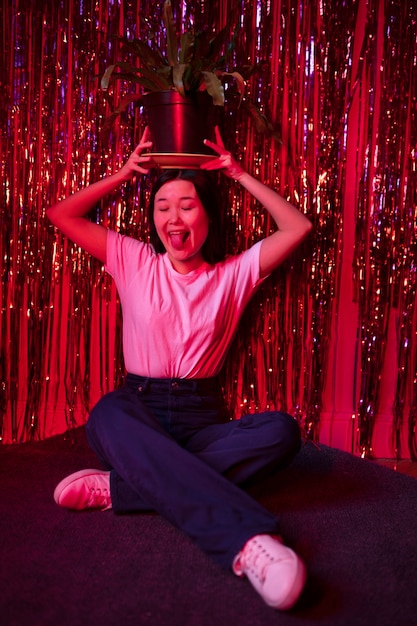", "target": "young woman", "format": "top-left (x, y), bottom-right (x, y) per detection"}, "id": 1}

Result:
top-left (48, 126), bottom-right (313, 611)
